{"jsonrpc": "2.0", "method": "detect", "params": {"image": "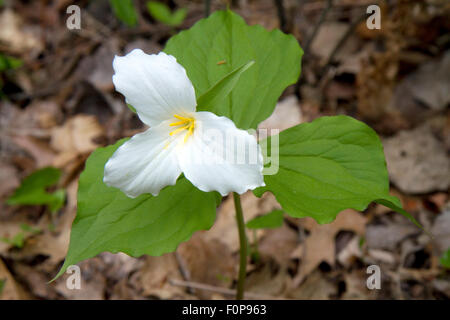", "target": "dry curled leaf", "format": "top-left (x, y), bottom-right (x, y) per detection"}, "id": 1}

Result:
top-left (0, 9), bottom-right (42, 53)
top-left (130, 254), bottom-right (191, 300)
top-left (51, 115), bottom-right (104, 167)
top-left (177, 234), bottom-right (235, 299)
top-left (294, 209), bottom-right (367, 285)
top-left (383, 125), bottom-right (450, 194)
top-left (205, 192), bottom-right (280, 252)
top-left (0, 259), bottom-right (30, 299)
